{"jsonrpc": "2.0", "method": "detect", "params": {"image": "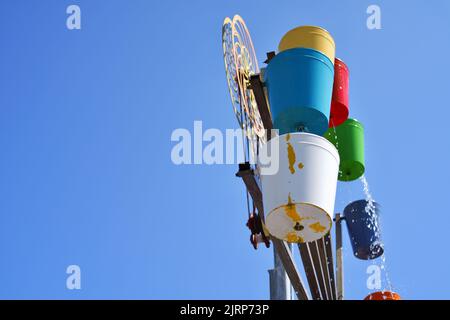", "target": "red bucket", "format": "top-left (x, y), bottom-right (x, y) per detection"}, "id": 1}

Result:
top-left (364, 291), bottom-right (401, 301)
top-left (329, 58), bottom-right (349, 127)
